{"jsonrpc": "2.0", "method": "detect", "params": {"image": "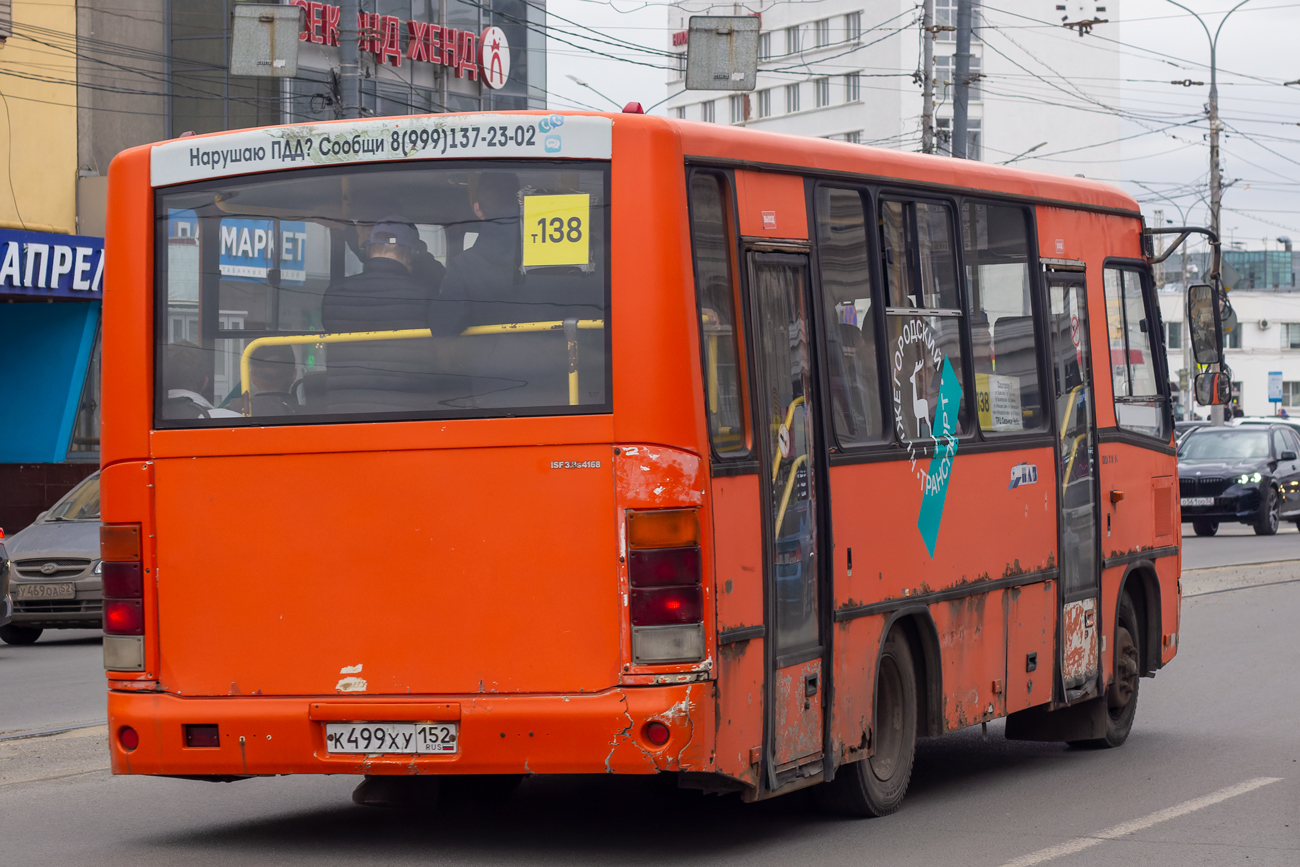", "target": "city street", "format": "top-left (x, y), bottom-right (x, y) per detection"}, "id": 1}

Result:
top-left (2, 537), bottom-right (1297, 865)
